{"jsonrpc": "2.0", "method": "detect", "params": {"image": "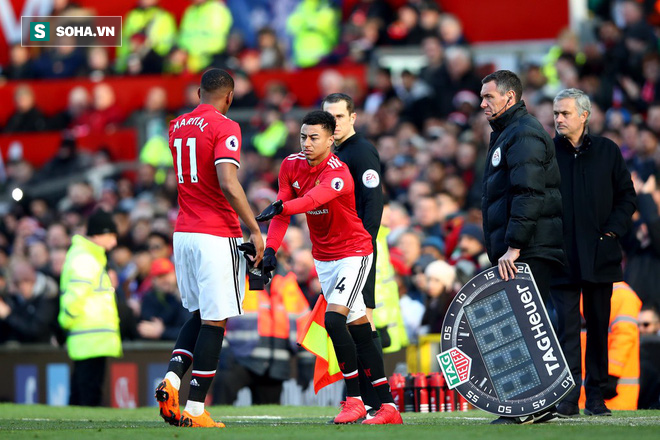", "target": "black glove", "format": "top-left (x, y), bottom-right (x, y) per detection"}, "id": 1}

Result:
top-left (263, 247), bottom-right (278, 273)
top-left (256, 200), bottom-right (283, 222)
top-left (238, 242), bottom-right (256, 260)
top-left (238, 243), bottom-right (272, 289)
top-left (602, 374), bottom-right (619, 400)
top-left (377, 326), bottom-right (392, 349)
